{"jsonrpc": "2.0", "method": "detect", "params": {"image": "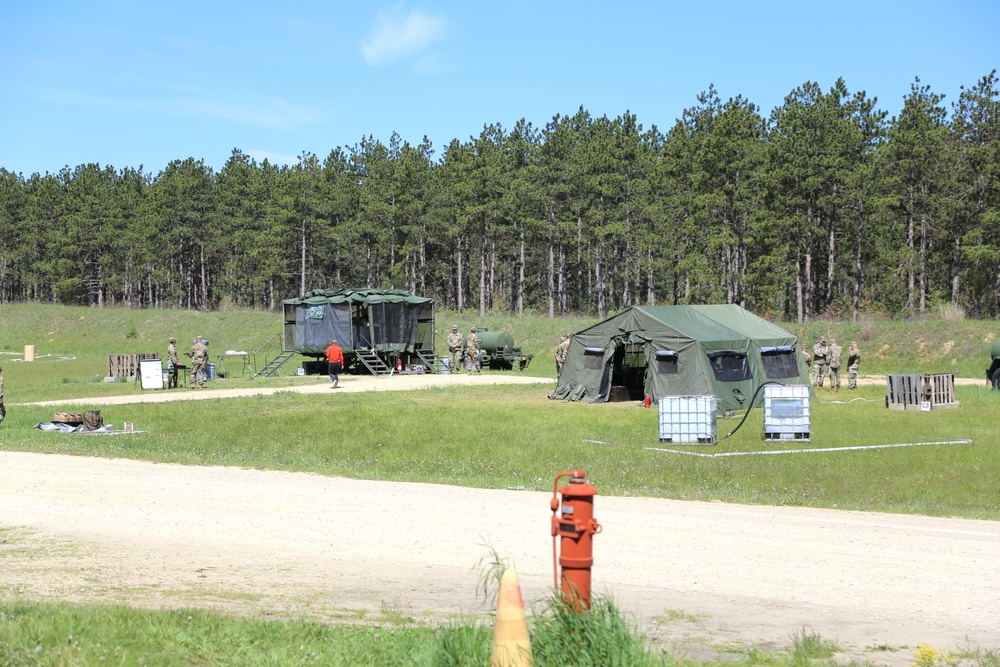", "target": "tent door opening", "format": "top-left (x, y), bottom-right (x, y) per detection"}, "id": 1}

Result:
top-left (609, 342), bottom-right (647, 401)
